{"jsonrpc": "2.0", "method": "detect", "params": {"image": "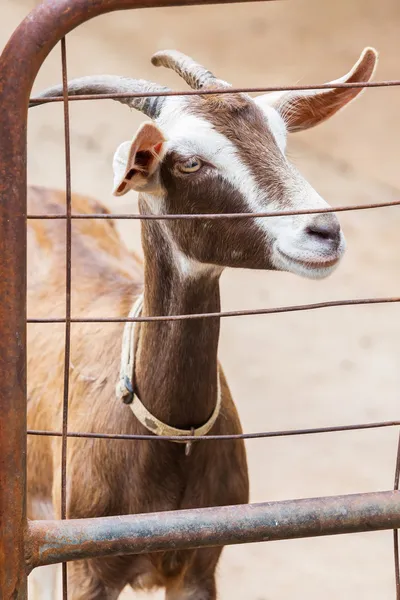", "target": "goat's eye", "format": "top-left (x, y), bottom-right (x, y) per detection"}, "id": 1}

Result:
top-left (178, 157), bottom-right (202, 173)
